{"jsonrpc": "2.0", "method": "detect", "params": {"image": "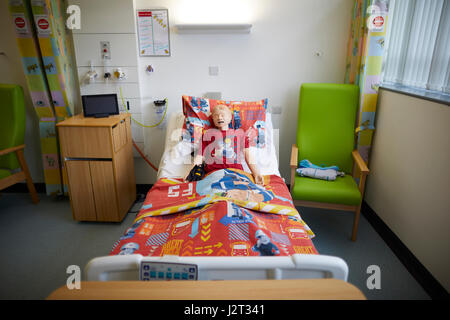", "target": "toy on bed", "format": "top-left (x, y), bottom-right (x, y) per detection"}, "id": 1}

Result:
top-left (185, 163), bottom-right (206, 181)
top-left (85, 96), bottom-right (349, 282)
